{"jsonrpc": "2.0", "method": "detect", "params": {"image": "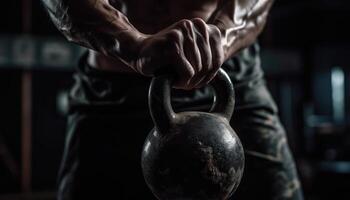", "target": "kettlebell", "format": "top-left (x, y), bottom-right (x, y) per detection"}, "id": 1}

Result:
top-left (141, 68), bottom-right (244, 200)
